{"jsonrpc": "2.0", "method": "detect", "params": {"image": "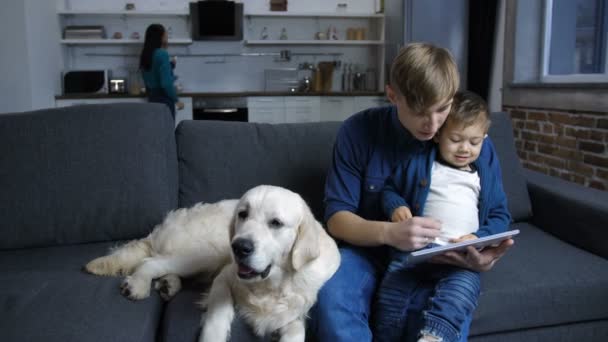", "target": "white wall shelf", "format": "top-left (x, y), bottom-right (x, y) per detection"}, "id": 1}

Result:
top-left (245, 40), bottom-right (384, 46)
top-left (245, 12), bottom-right (384, 18)
top-left (60, 38), bottom-right (193, 45)
top-left (57, 10), bottom-right (189, 16)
